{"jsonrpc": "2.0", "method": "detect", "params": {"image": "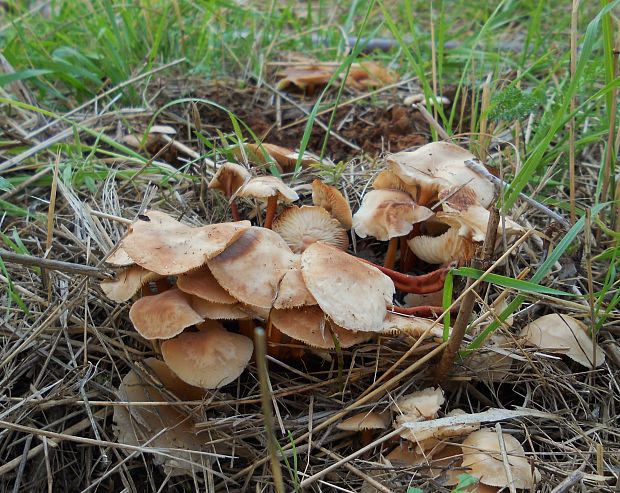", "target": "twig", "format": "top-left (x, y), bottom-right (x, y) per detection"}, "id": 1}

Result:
top-left (0, 249), bottom-right (107, 278)
top-left (254, 328), bottom-right (285, 493)
top-left (0, 166), bottom-right (51, 201)
top-left (549, 468), bottom-right (585, 493)
top-left (465, 159), bottom-right (571, 228)
top-left (412, 103), bottom-right (451, 140)
top-left (434, 207), bottom-right (500, 385)
top-left (495, 423), bottom-right (518, 493)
